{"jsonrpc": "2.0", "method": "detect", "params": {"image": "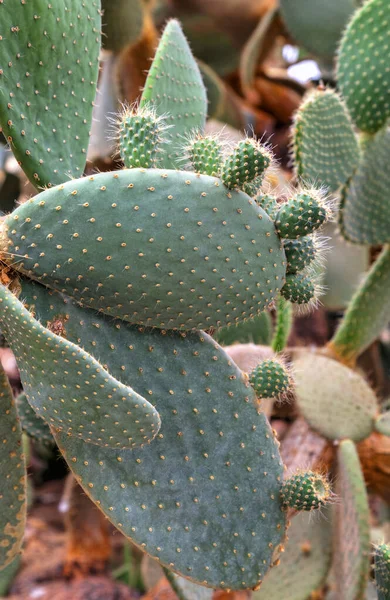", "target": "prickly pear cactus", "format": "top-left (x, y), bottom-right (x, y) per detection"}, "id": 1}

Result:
top-left (374, 543), bottom-right (390, 600)
top-left (280, 471), bottom-right (332, 512)
top-left (0, 365), bottom-right (26, 571)
top-left (0, 6), bottom-right (332, 587)
top-left (250, 358), bottom-right (291, 400)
